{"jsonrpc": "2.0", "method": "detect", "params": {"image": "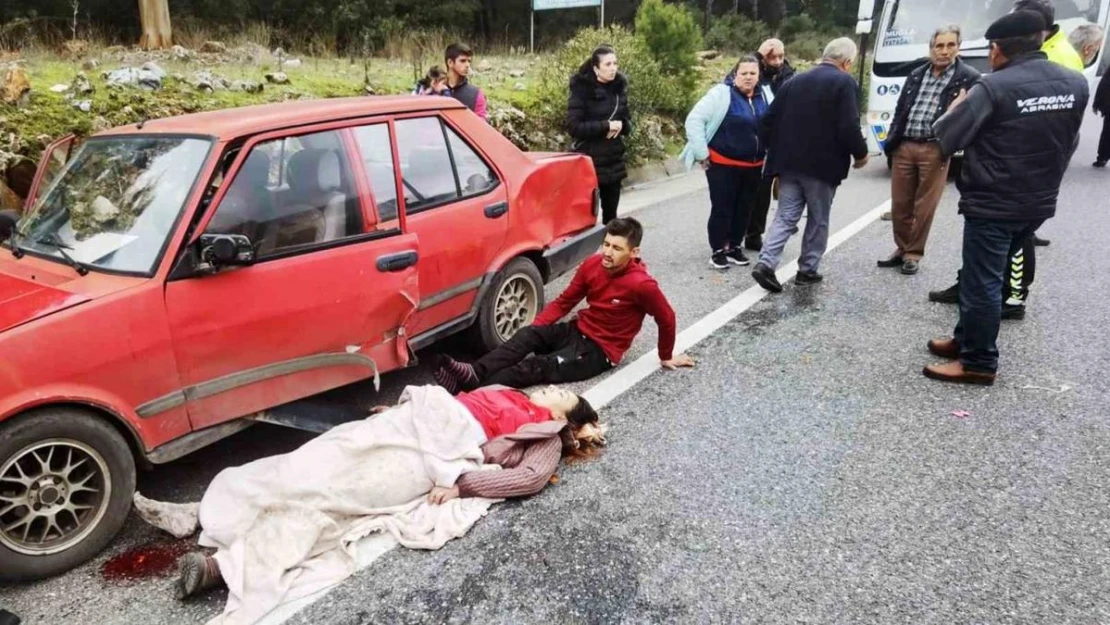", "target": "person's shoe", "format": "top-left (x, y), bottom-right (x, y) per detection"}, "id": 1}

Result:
top-left (175, 553), bottom-right (221, 600)
top-left (877, 254), bottom-right (903, 268)
top-left (1001, 302), bottom-right (1026, 320)
top-left (710, 250), bottom-right (729, 270)
top-left (1032, 234), bottom-right (1050, 247)
top-left (725, 248), bottom-right (750, 266)
top-left (744, 236), bottom-right (763, 252)
top-left (1093, 159), bottom-right (1107, 168)
top-left (900, 259), bottom-right (919, 275)
top-left (751, 263), bottom-right (783, 293)
top-left (928, 283), bottom-right (960, 304)
top-left (880, 210), bottom-right (893, 221)
top-left (923, 361), bottom-right (996, 386)
top-left (927, 337), bottom-right (960, 360)
top-left (795, 270), bottom-right (824, 285)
